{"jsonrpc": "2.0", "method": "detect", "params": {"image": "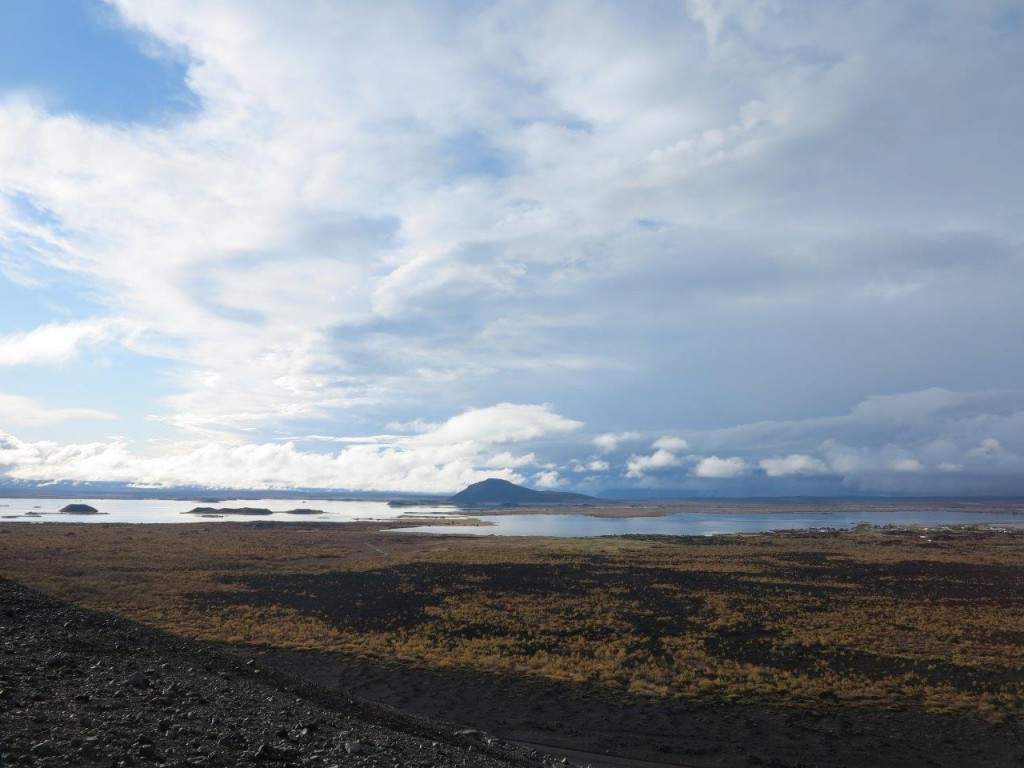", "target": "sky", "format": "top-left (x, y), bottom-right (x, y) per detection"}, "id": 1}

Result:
top-left (0, 0), bottom-right (1022, 495)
